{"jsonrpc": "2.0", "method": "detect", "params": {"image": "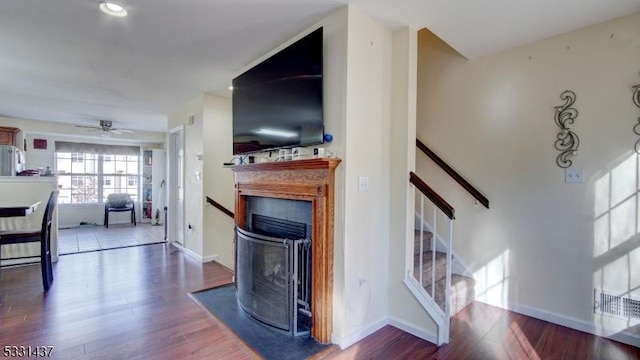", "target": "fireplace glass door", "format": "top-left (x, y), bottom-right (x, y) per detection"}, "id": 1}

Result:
top-left (236, 224), bottom-right (312, 336)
